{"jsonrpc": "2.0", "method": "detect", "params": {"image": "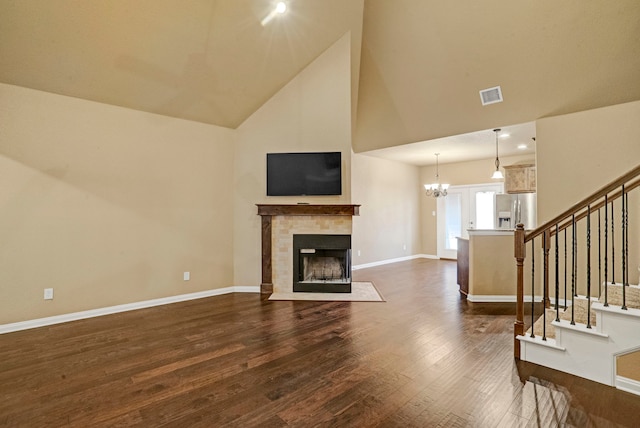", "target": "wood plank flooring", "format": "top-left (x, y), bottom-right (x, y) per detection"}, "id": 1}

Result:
top-left (2, 258), bottom-right (640, 426)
